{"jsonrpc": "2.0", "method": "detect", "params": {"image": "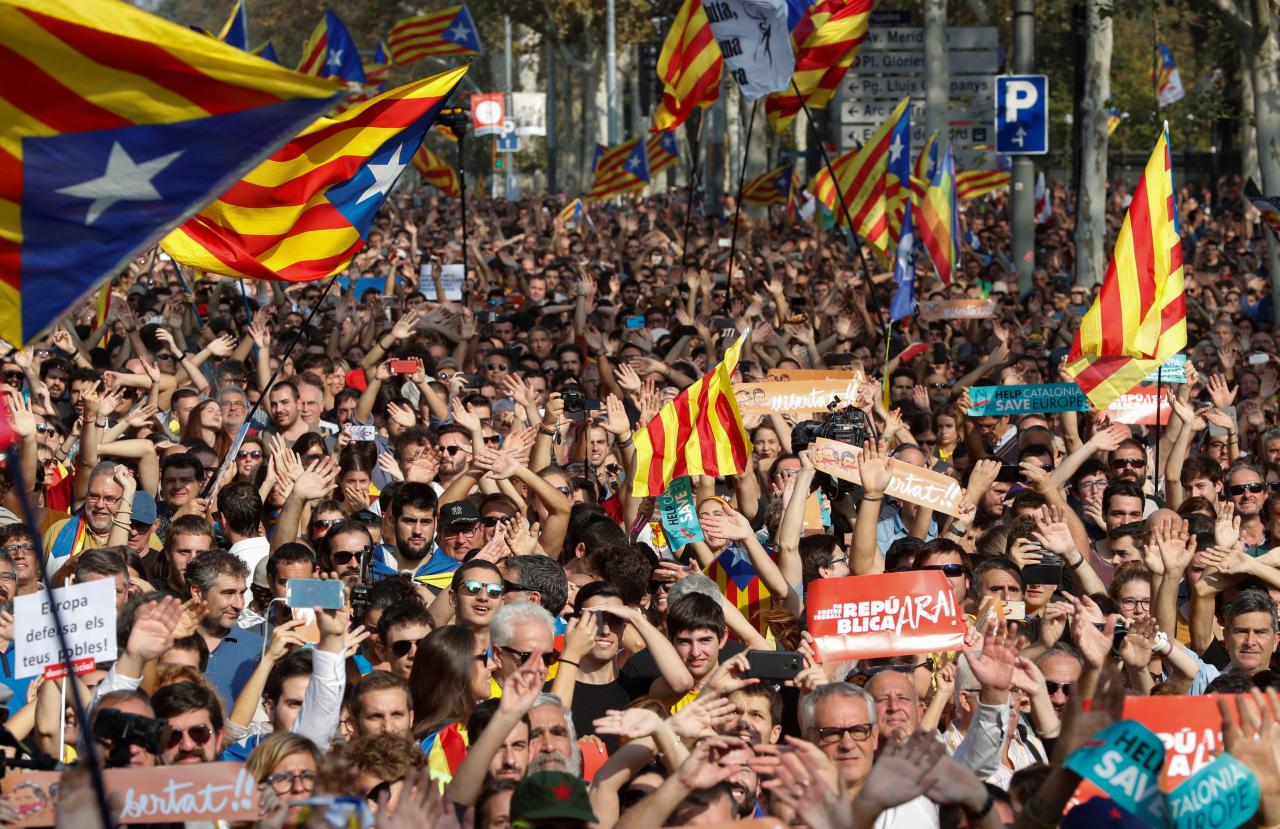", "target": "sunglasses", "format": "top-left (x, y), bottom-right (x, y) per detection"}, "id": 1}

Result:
top-left (497, 645), bottom-right (559, 668)
top-left (1045, 681), bottom-right (1073, 696)
top-left (390, 636), bottom-right (426, 659)
top-left (482, 515), bottom-right (514, 527)
top-left (486, 363), bottom-right (509, 371)
top-left (331, 546), bottom-right (369, 565)
top-left (483, 435), bottom-right (502, 446)
top-left (313, 517), bottom-right (344, 529)
top-left (34, 423), bottom-right (53, 434)
top-left (1110, 458), bottom-right (1145, 469)
top-left (2, 372), bottom-right (23, 384)
top-left (236, 450), bottom-right (264, 460)
top-left (166, 723), bottom-right (213, 749)
top-left (1230, 482), bottom-right (1267, 496)
top-left (442, 445), bottom-right (468, 456)
top-left (460, 580), bottom-right (504, 599)
top-left (156, 353), bottom-right (177, 361)
top-left (859, 659), bottom-right (935, 679)
top-left (920, 563), bottom-right (966, 577)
